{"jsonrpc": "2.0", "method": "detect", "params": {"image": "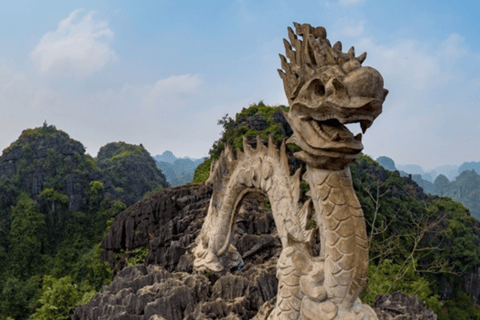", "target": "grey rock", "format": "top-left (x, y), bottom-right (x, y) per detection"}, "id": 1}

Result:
top-left (374, 292), bottom-right (437, 320)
